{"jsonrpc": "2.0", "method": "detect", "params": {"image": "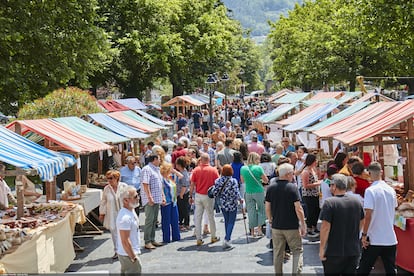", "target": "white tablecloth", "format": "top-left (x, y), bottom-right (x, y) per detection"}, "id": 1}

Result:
top-left (0, 215), bottom-right (75, 273)
top-left (71, 188), bottom-right (102, 215)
